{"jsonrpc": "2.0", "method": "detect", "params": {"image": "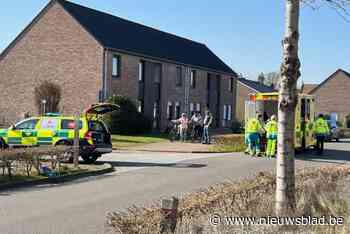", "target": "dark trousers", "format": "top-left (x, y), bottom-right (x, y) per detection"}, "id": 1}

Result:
top-left (316, 135), bottom-right (326, 154)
